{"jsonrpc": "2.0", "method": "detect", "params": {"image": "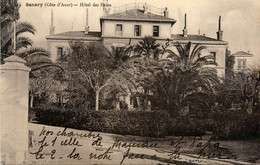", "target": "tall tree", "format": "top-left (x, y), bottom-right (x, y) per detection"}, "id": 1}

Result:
top-left (1, 0), bottom-right (51, 66)
top-left (111, 45), bottom-right (133, 66)
top-left (133, 36), bottom-right (168, 109)
top-left (225, 49), bottom-right (235, 78)
top-left (108, 45), bottom-right (138, 110)
top-left (165, 42), bottom-right (216, 71)
top-left (144, 42), bottom-right (219, 116)
top-left (62, 41), bottom-right (117, 111)
top-left (1, 0), bottom-right (20, 28)
top-left (135, 36), bottom-right (162, 63)
top-left (1, 0), bottom-right (64, 108)
top-left (1, 22), bottom-right (35, 56)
